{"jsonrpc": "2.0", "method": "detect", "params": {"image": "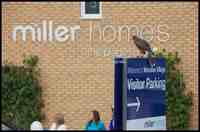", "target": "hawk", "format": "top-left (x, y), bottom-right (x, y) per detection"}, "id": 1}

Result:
top-left (132, 35), bottom-right (155, 66)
